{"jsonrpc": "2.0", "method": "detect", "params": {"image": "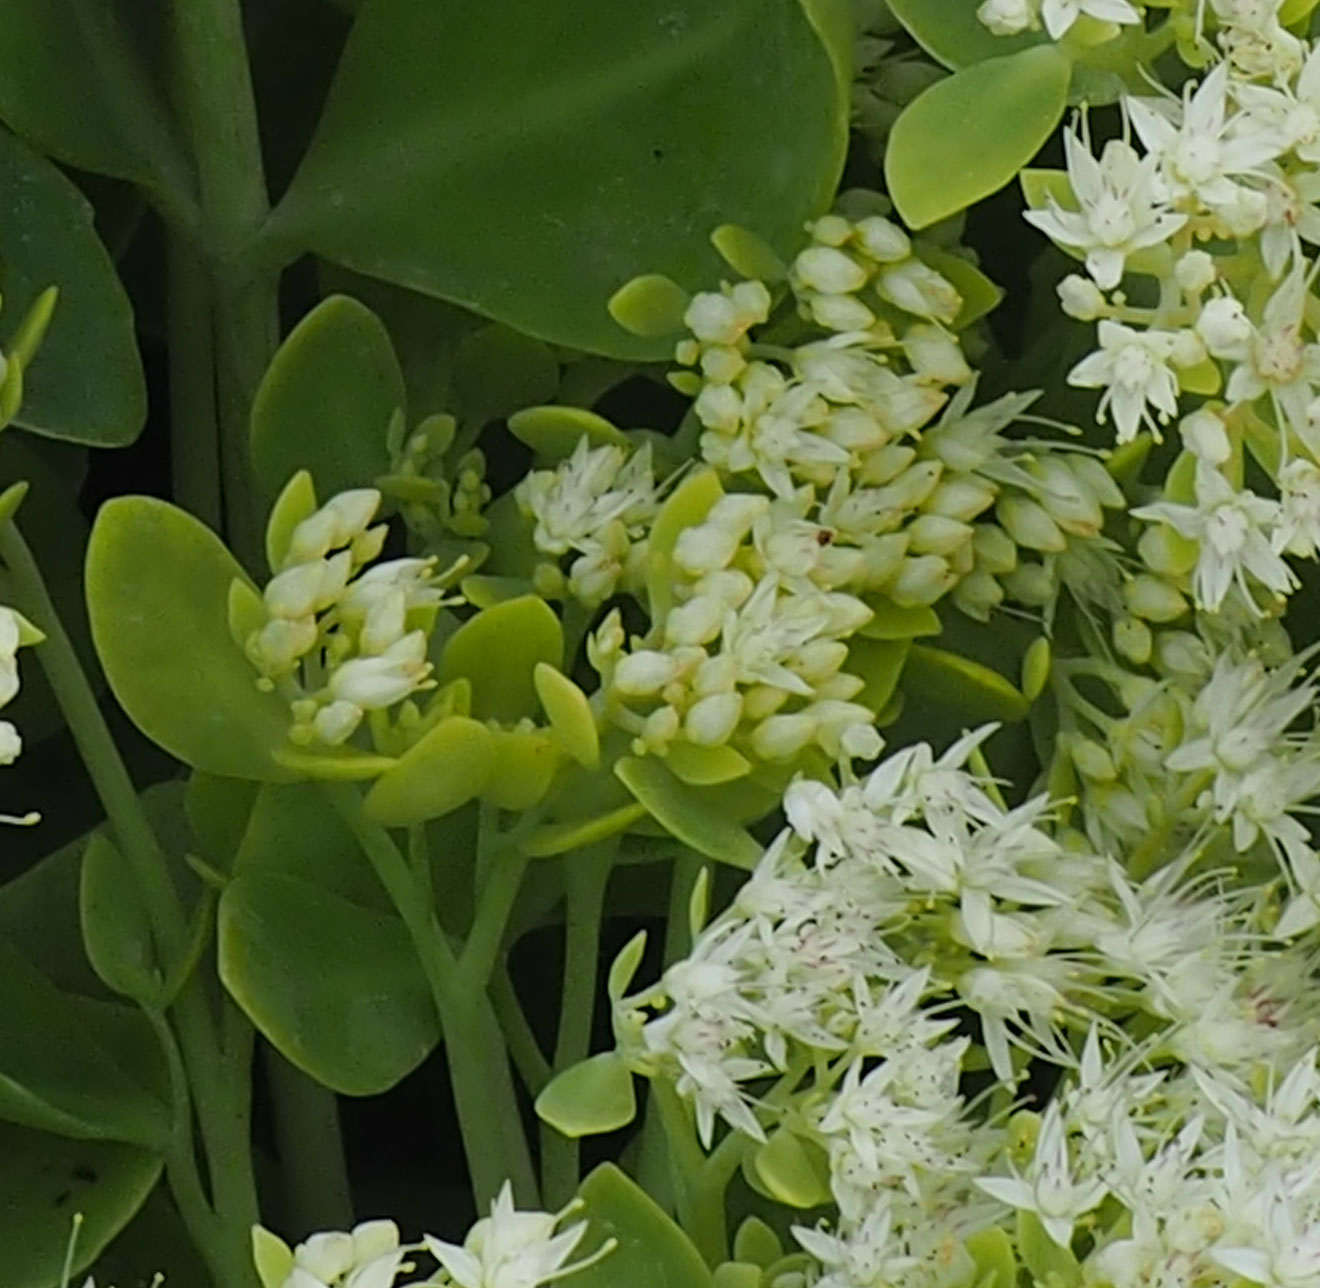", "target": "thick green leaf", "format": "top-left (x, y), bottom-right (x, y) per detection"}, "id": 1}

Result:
top-left (270, 0), bottom-right (846, 359)
top-left (750, 1130), bottom-right (832, 1208)
top-left (902, 644), bottom-right (1029, 723)
top-left (250, 295), bottom-right (405, 499)
top-left (615, 757), bottom-right (762, 869)
top-left (886, 46), bottom-right (1071, 230)
top-left (536, 1052), bottom-right (637, 1137)
top-left (86, 497), bottom-right (296, 781)
top-left (364, 716), bottom-right (496, 826)
top-left (1017, 1211), bottom-right (1082, 1286)
top-left (0, 131), bottom-right (146, 445)
top-left (573, 1164), bottom-right (713, 1288)
top-left (439, 596), bottom-right (564, 722)
top-left (185, 771), bottom-right (259, 869)
top-left (0, 1121), bottom-right (161, 1288)
top-left (0, 2), bottom-right (189, 200)
top-left (218, 872), bottom-right (438, 1096)
top-left (887, 0), bottom-right (1046, 67)
top-left (0, 941), bottom-right (169, 1146)
top-left (452, 324), bottom-right (560, 426)
top-left (80, 834), bottom-right (159, 1005)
